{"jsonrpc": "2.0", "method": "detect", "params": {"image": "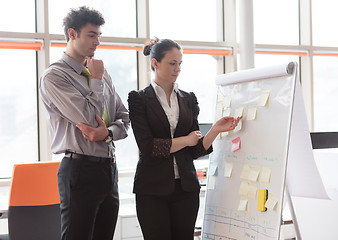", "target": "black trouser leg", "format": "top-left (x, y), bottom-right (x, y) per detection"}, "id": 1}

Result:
top-left (57, 157), bottom-right (119, 240)
top-left (136, 180), bottom-right (199, 240)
